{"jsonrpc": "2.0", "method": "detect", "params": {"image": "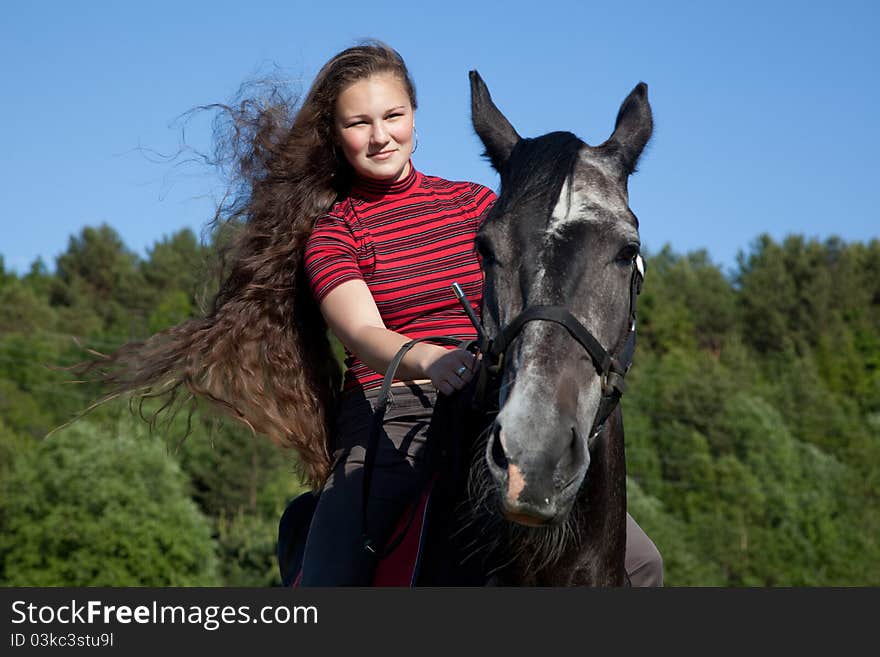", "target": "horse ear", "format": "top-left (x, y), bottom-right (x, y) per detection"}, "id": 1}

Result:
top-left (470, 70), bottom-right (520, 172)
top-left (605, 82), bottom-right (653, 176)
